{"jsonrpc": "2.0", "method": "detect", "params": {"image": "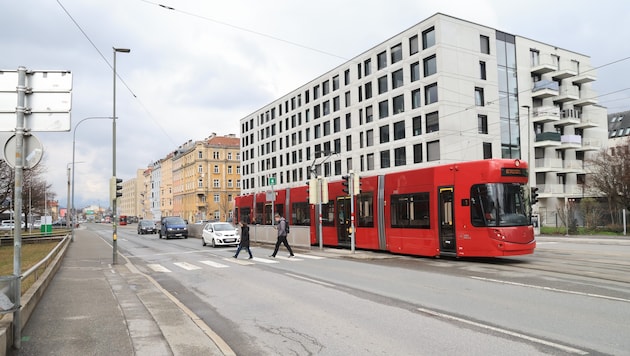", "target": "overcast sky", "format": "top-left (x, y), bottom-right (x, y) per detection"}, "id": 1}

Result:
top-left (1, 0), bottom-right (629, 210)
